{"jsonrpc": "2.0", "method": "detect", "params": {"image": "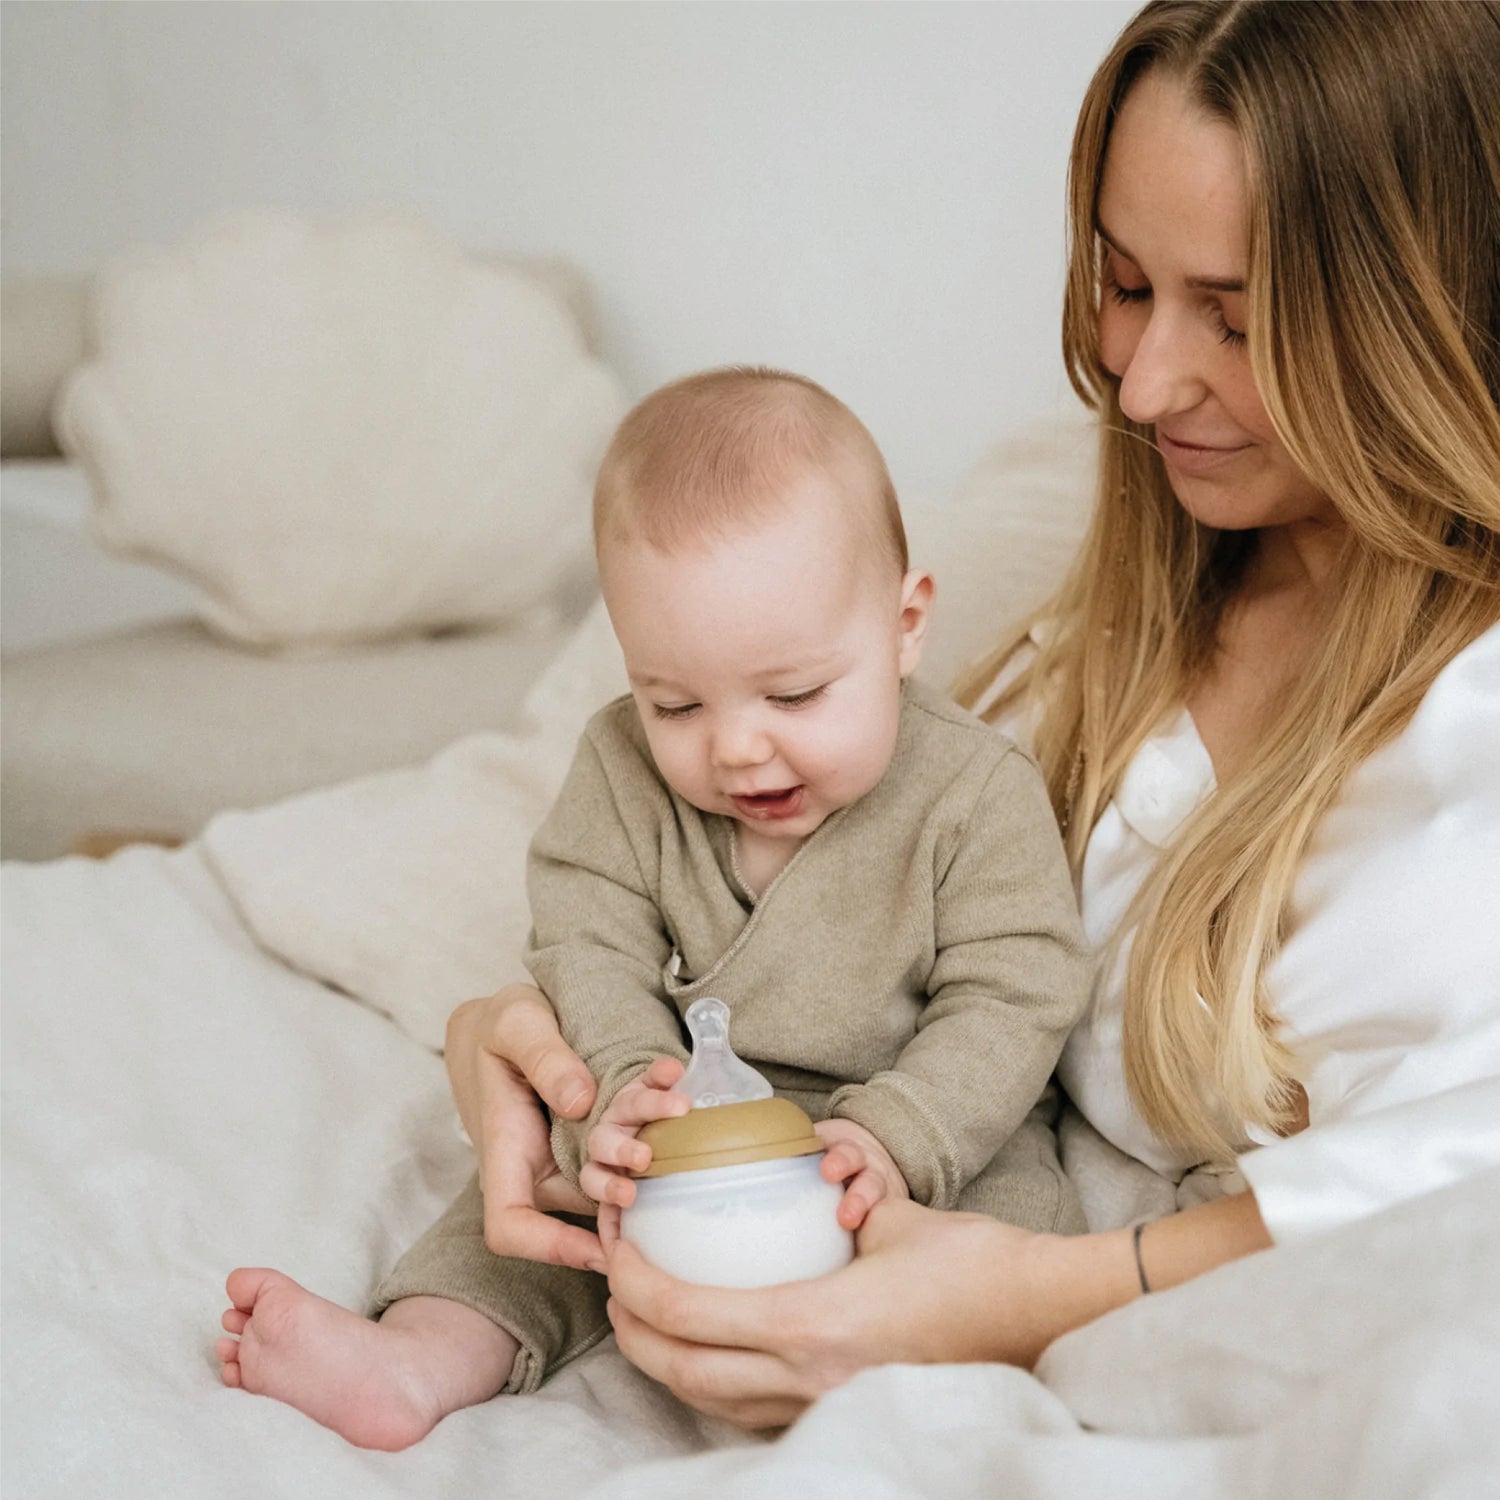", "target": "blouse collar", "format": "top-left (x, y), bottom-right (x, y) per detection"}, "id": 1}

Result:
top-left (1113, 707), bottom-right (1217, 847)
